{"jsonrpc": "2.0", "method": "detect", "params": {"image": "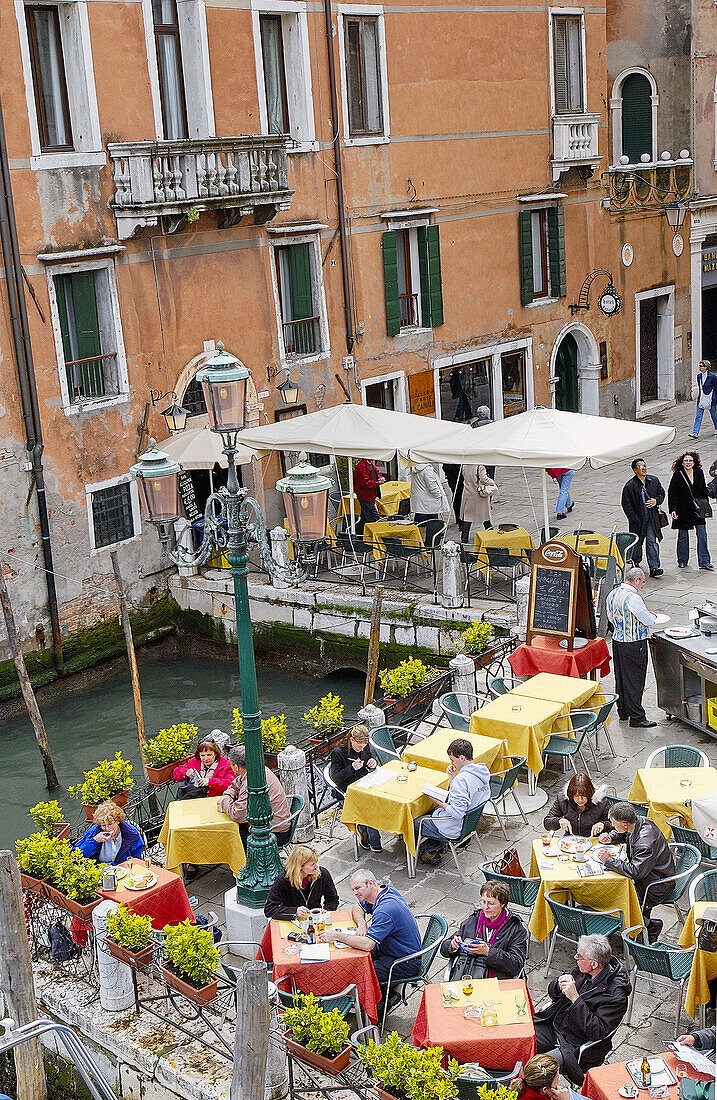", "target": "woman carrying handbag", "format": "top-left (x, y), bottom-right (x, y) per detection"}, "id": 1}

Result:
top-left (459, 463), bottom-right (497, 543)
top-left (667, 451), bottom-right (714, 570)
top-left (689, 360), bottom-right (717, 438)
